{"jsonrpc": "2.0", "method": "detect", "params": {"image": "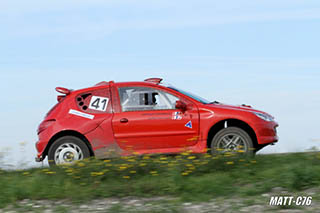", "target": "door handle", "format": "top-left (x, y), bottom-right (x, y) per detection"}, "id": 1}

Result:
top-left (120, 118), bottom-right (129, 123)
